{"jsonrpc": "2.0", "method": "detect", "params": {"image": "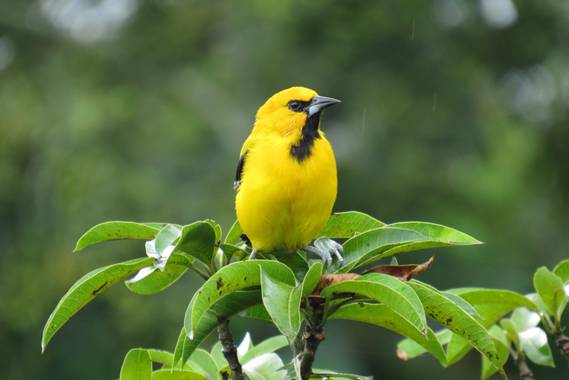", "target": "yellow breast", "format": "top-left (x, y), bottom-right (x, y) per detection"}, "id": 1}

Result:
top-left (235, 134), bottom-right (337, 251)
